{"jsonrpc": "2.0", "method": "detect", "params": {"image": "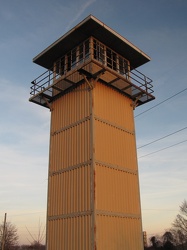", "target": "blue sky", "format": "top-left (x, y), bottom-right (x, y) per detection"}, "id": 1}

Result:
top-left (0, 0), bottom-right (187, 245)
